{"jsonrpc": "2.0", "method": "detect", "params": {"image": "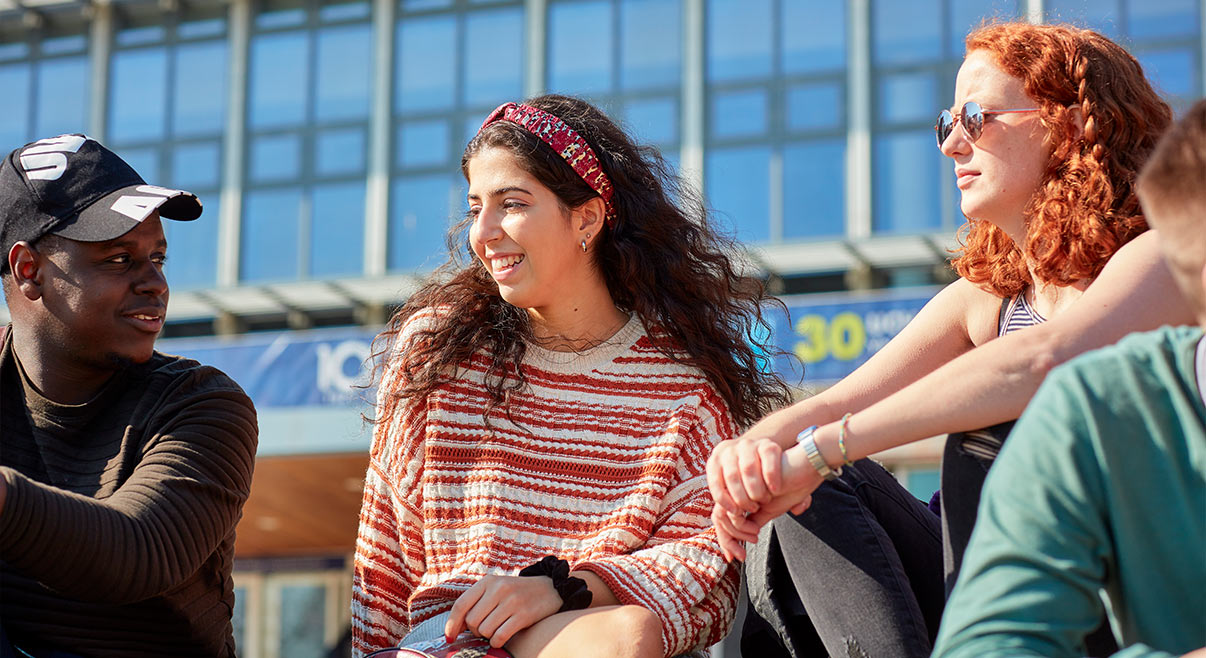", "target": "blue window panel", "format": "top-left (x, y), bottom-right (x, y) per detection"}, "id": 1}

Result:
top-left (171, 141), bottom-right (221, 189)
top-left (623, 97), bottom-right (678, 145)
top-left (250, 134), bottom-right (302, 183)
top-left (390, 175), bottom-right (457, 271)
top-left (398, 119), bottom-right (450, 168)
top-left (873, 132), bottom-right (943, 234)
top-left (242, 187), bottom-right (302, 282)
top-left (872, 0), bottom-right (941, 65)
top-left (1044, 0), bottom-right (1120, 38)
top-left (396, 16), bottom-right (456, 113)
top-left (878, 71), bottom-right (937, 125)
top-left (1127, 0), bottom-right (1197, 39)
top-left (256, 8), bottom-right (307, 29)
top-left (783, 139), bottom-right (845, 240)
top-left (403, 0), bottom-right (453, 9)
top-left (950, 0), bottom-right (1018, 55)
top-left (663, 150), bottom-right (681, 174)
top-left (174, 40), bottom-right (228, 137)
top-left (0, 43), bottom-right (30, 60)
top-left (465, 9), bottom-right (524, 106)
top-left (35, 57), bottom-right (89, 137)
top-left (712, 89), bottom-right (768, 139)
top-left (164, 197), bottom-right (218, 290)
top-left (109, 47), bottom-right (168, 142)
top-left (320, 2), bottom-right (371, 21)
top-left (311, 181), bottom-right (366, 277)
top-left (278, 585), bottom-right (326, 658)
top-left (1139, 48), bottom-right (1196, 99)
top-left (114, 147), bottom-right (160, 181)
top-left (903, 467), bottom-right (940, 500)
top-left (116, 26), bottom-right (165, 47)
top-left (463, 115), bottom-right (484, 149)
top-left (707, 146), bottom-right (771, 243)
top-left (620, 0), bottom-right (681, 90)
top-left (249, 32), bottom-right (310, 129)
top-left (316, 24), bottom-right (372, 121)
top-left (42, 35), bottom-right (88, 55)
top-left (178, 18), bottom-right (226, 39)
top-left (316, 127), bottom-right (367, 176)
top-left (232, 585), bottom-right (247, 657)
top-left (783, 0), bottom-right (846, 73)
top-left (0, 64), bottom-right (30, 150)
top-left (786, 82), bottom-right (842, 132)
top-left (549, 1), bottom-right (614, 95)
top-left (707, 0), bottom-right (772, 82)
